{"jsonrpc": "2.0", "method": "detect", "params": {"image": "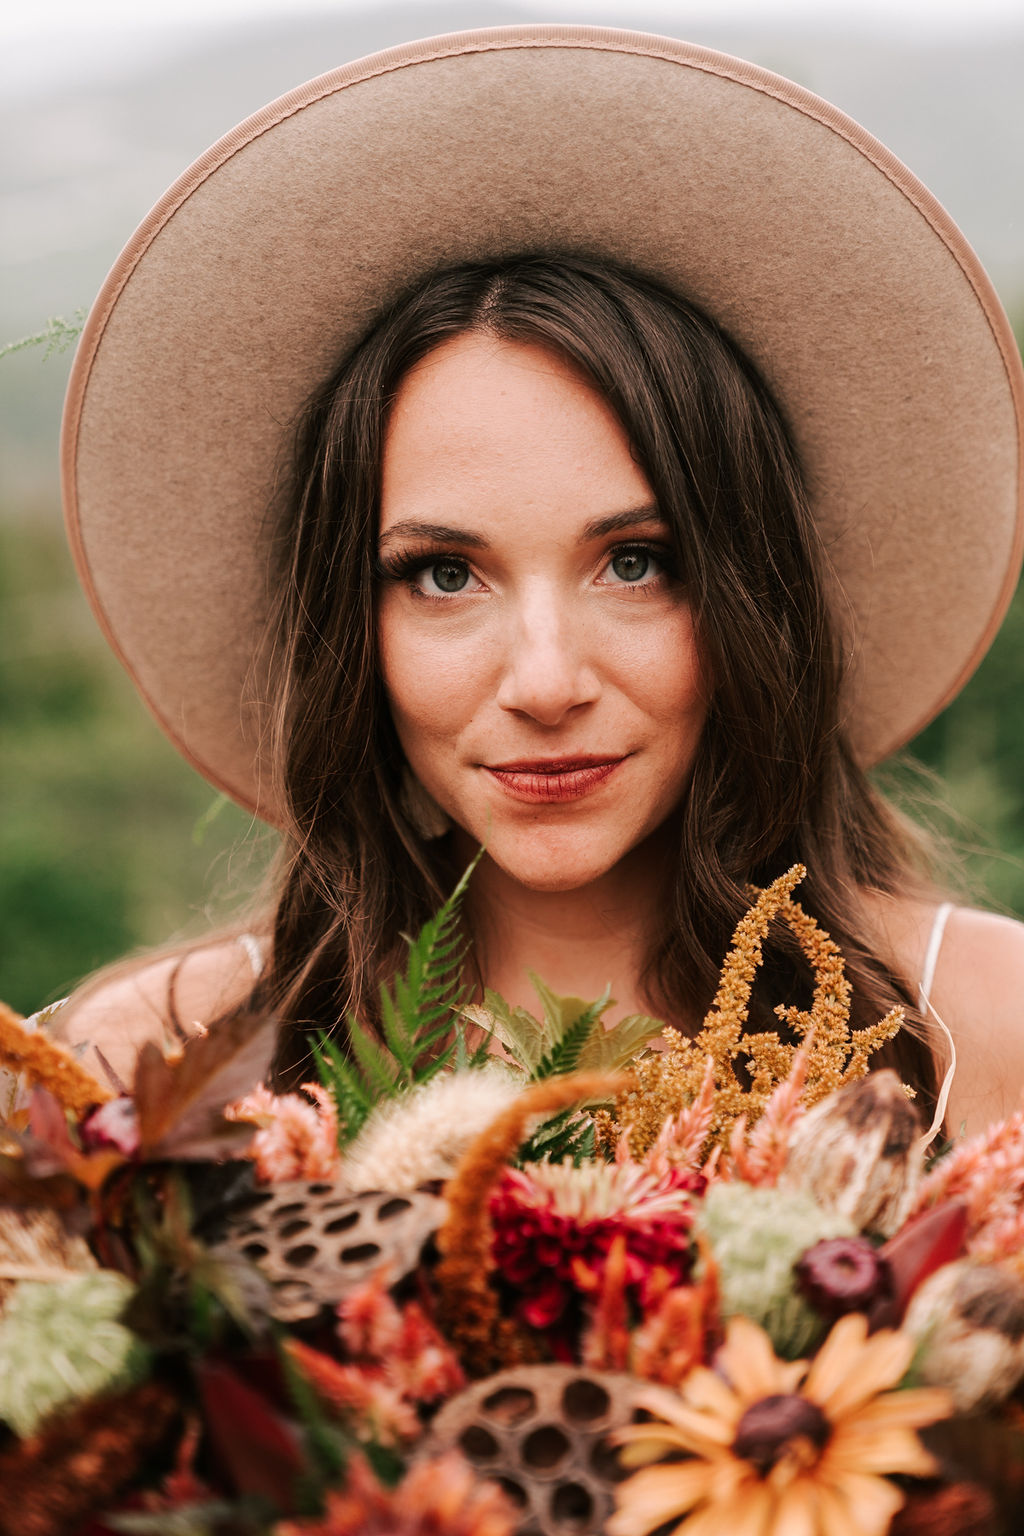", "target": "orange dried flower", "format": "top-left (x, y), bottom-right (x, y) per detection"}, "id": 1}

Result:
top-left (287, 1270), bottom-right (466, 1446)
top-left (606, 868), bottom-right (903, 1162)
top-left (609, 1315), bottom-right (950, 1536)
top-left (627, 1232), bottom-right (722, 1389)
top-left (0, 1379), bottom-right (178, 1536)
top-left (0, 999), bottom-right (112, 1120)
